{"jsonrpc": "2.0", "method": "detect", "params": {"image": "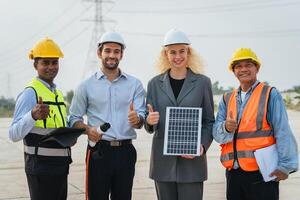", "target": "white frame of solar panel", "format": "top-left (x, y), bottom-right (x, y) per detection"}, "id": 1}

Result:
top-left (163, 107), bottom-right (202, 156)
